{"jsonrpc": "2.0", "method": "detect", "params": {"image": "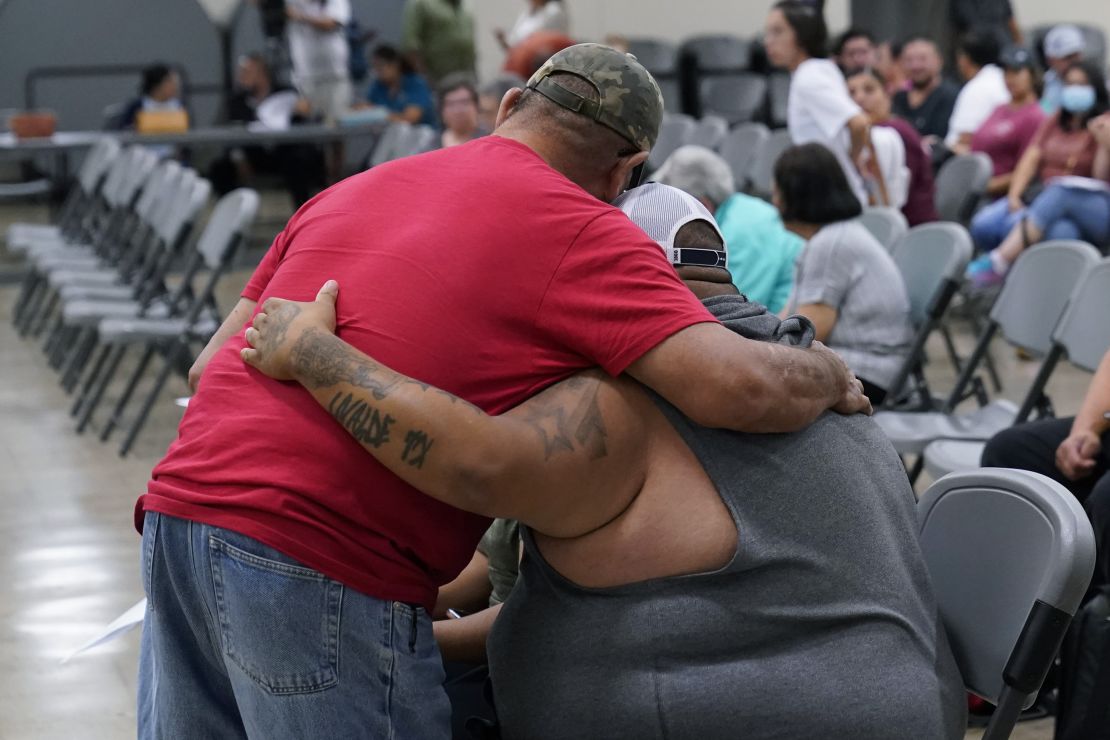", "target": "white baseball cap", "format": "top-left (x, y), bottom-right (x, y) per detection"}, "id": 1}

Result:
top-left (1044, 25), bottom-right (1085, 60)
top-left (613, 182), bottom-right (727, 267)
